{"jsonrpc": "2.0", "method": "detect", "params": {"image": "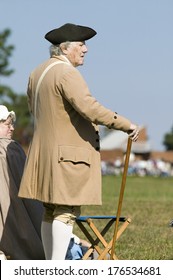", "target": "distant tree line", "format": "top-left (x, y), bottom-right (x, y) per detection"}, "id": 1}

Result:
top-left (0, 28), bottom-right (33, 147)
top-left (0, 28), bottom-right (173, 151)
top-left (163, 126), bottom-right (173, 151)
